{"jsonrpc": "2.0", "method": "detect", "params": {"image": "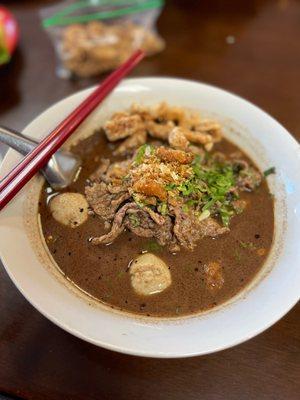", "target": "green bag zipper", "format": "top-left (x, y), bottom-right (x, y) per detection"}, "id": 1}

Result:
top-left (48, 0), bottom-right (146, 20)
top-left (43, 0), bottom-right (164, 28)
